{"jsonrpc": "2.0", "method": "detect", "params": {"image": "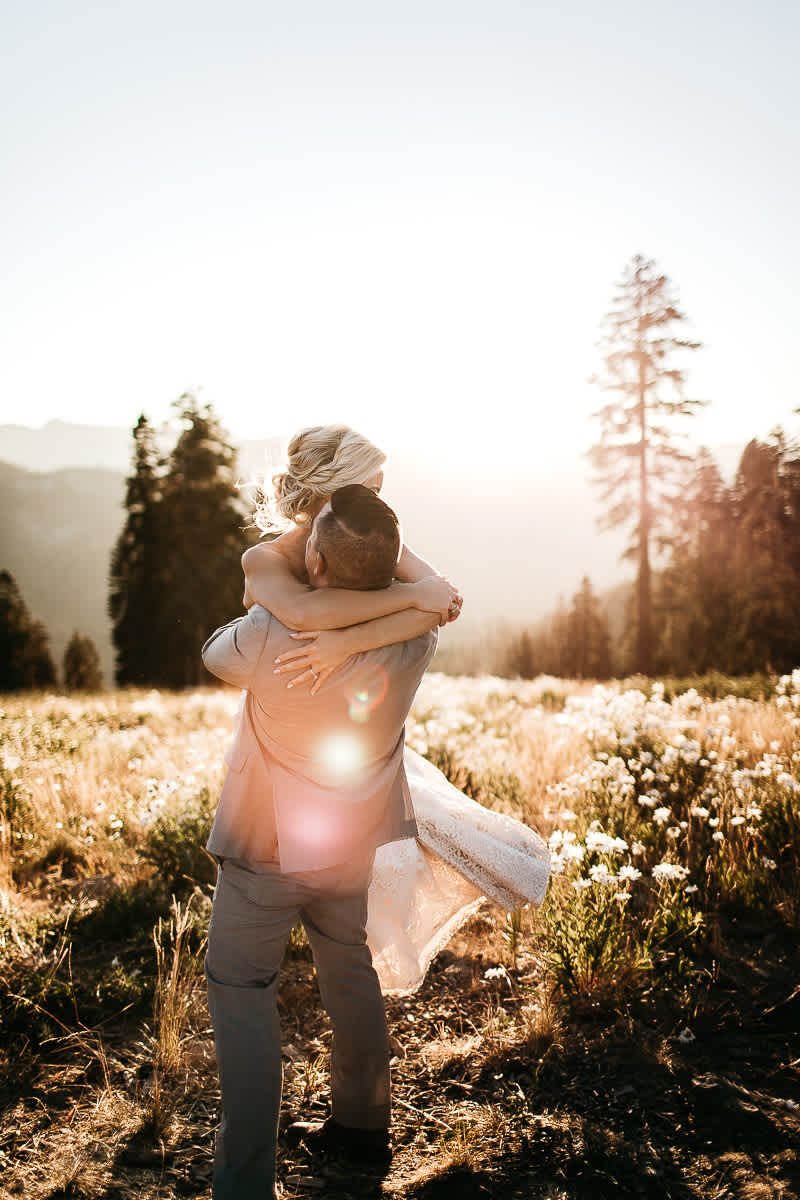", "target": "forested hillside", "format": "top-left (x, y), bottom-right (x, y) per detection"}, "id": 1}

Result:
top-left (0, 462), bottom-right (124, 681)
